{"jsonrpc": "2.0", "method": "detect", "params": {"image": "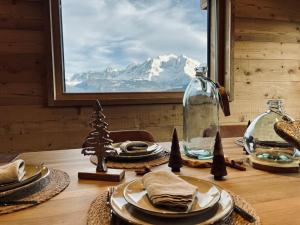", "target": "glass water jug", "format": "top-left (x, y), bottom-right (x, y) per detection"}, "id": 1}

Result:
top-left (183, 66), bottom-right (230, 160)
